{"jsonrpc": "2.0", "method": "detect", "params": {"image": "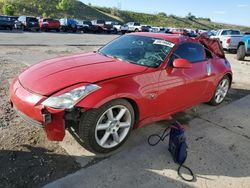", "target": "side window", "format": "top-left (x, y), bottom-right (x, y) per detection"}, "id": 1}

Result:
top-left (205, 48), bottom-right (213, 59)
top-left (221, 30), bottom-right (228, 35)
top-left (174, 42), bottom-right (205, 63)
